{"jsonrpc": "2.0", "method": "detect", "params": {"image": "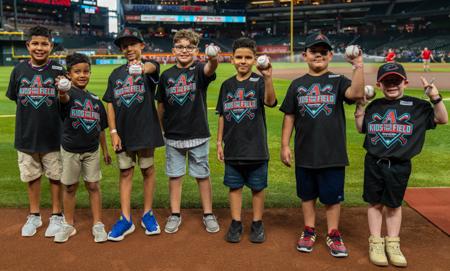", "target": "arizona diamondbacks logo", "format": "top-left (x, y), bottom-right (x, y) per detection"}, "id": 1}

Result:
top-left (70, 99), bottom-right (101, 133)
top-left (367, 109), bottom-right (414, 148)
top-left (18, 75), bottom-right (56, 108)
top-left (113, 75), bottom-right (145, 107)
top-left (296, 83), bottom-right (335, 118)
top-left (166, 73), bottom-right (196, 106)
top-left (223, 88), bottom-right (257, 123)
